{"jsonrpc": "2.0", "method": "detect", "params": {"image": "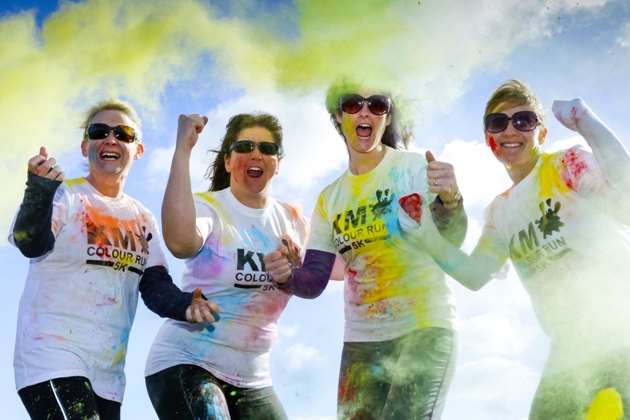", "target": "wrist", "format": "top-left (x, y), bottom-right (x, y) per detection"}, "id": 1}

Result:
top-left (438, 190), bottom-right (462, 210)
